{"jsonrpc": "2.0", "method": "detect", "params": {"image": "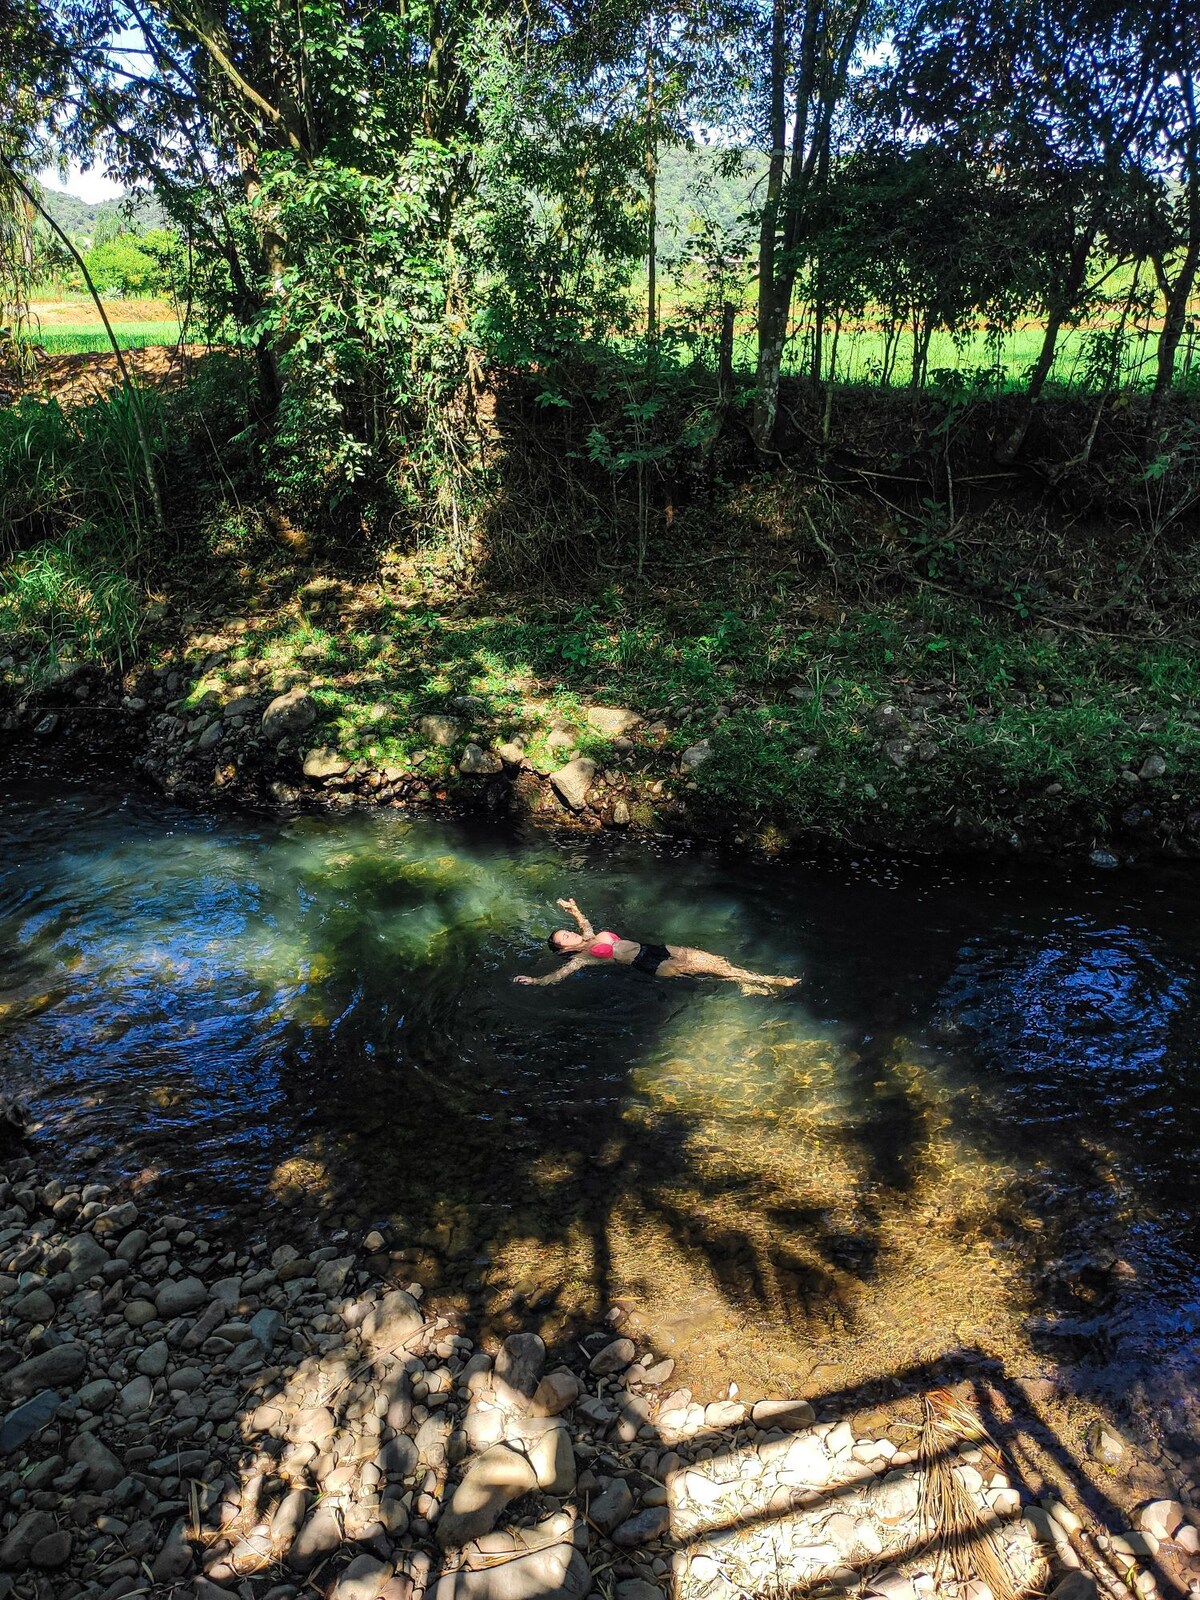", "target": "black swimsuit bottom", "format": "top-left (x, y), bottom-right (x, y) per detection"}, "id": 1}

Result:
top-left (633, 941), bottom-right (672, 976)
